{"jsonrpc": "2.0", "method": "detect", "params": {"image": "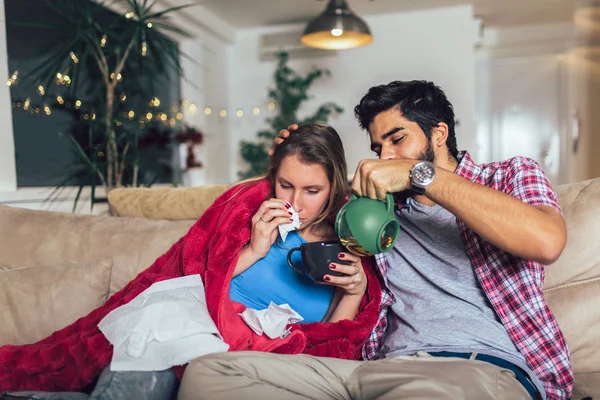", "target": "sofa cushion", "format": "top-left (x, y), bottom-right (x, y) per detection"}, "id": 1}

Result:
top-left (0, 205), bottom-right (194, 296)
top-left (547, 178), bottom-right (600, 289)
top-left (108, 184), bottom-right (230, 220)
top-left (0, 258), bottom-right (113, 345)
top-left (544, 278), bottom-right (600, 375)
